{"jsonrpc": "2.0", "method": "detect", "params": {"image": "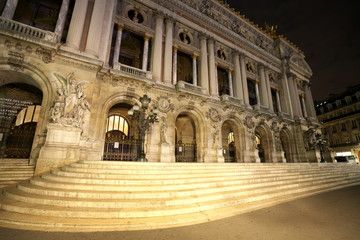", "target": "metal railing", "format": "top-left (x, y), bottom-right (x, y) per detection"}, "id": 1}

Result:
top-left (223, 145), bottom-right (236, 163)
